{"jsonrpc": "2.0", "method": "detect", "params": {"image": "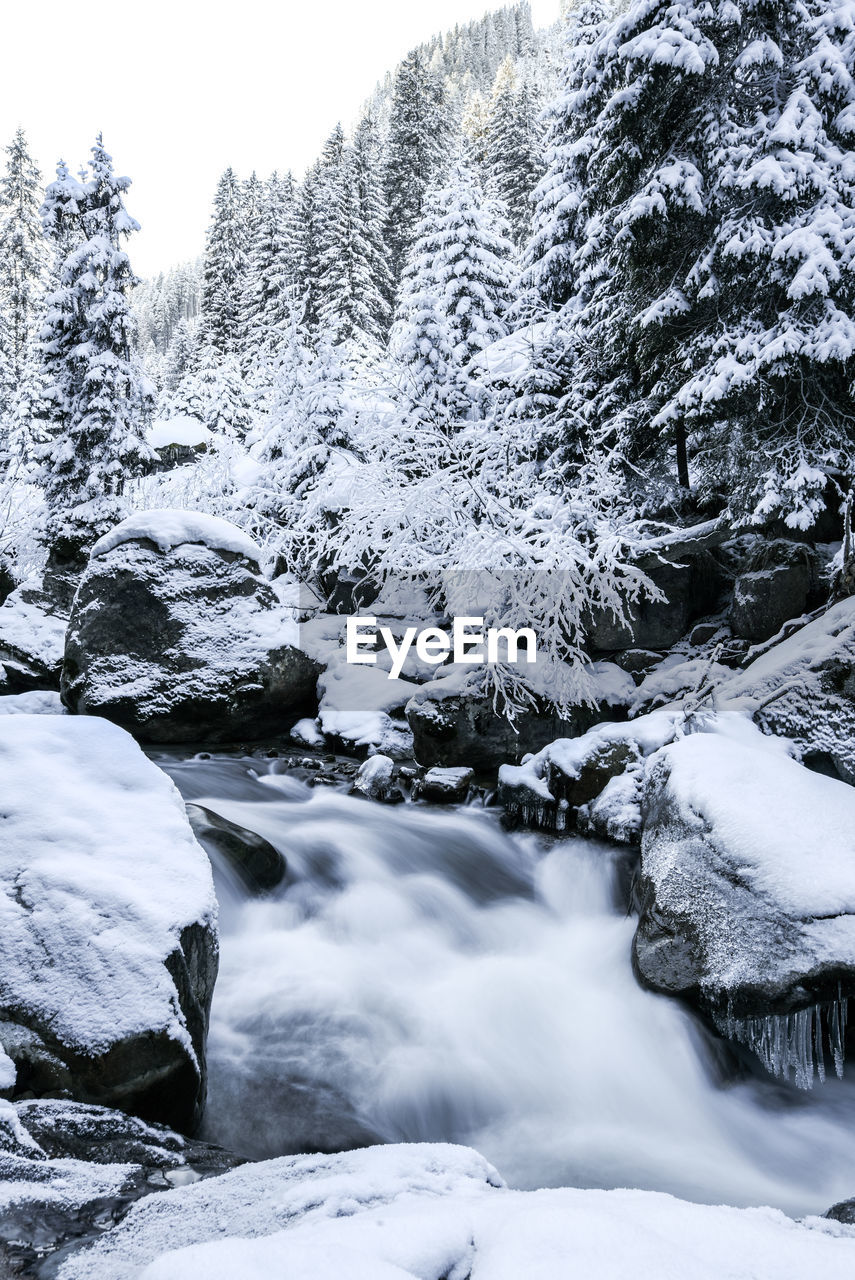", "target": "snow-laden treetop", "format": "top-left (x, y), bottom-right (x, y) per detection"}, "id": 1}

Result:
top-left (91, 509), bottom-right (263, 563)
